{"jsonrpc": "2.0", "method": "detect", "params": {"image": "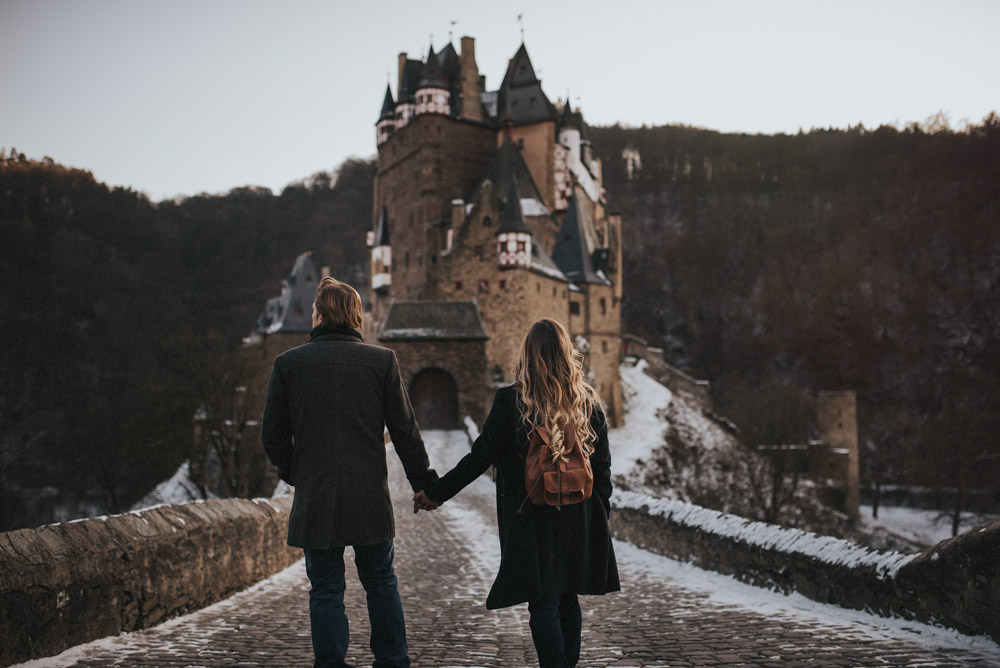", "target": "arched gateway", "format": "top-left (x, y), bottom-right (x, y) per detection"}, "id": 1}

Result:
top-left (409, 368), bottom-right (459, 429)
